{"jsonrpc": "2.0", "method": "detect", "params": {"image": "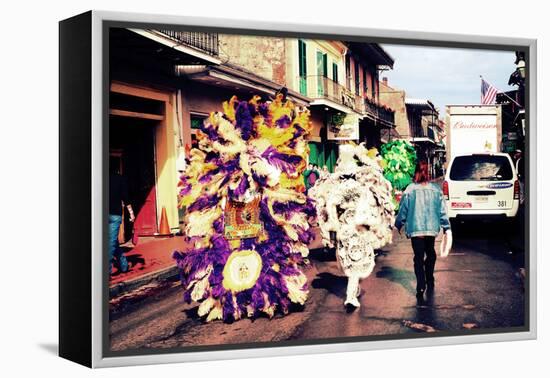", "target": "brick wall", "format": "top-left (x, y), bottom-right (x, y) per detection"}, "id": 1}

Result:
top-left (379, 79), bottom-right (410, 138)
